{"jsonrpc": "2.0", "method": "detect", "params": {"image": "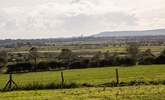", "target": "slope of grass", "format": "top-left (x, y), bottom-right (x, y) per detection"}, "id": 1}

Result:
top-left (0, 85), bottom-right (165, 100)
top-left (0, 65), bottom-right (165, 90)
